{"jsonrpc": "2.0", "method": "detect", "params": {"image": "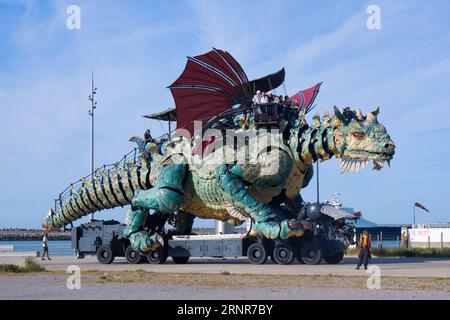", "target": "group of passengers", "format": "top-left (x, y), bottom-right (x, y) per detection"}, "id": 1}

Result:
top-left (251, 90), bottom-right (300, 126)
top-left (252, 90), bottom-right (299, 109)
